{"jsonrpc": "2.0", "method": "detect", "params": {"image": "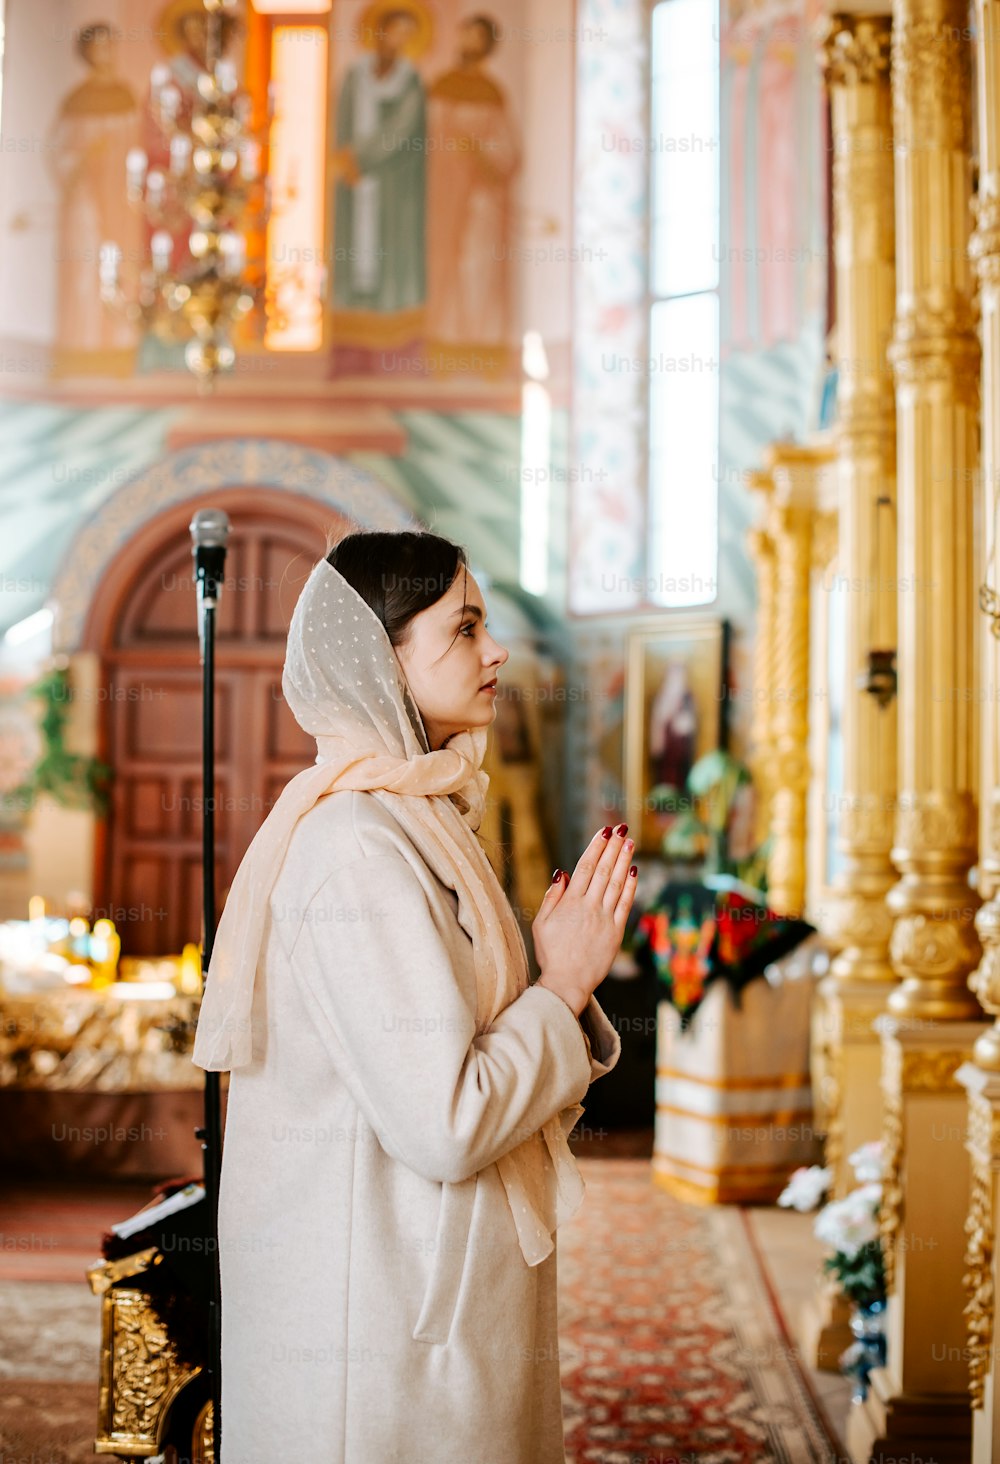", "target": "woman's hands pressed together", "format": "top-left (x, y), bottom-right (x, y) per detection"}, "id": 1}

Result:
top-left (531, 824), bottom-right (638, 1016)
